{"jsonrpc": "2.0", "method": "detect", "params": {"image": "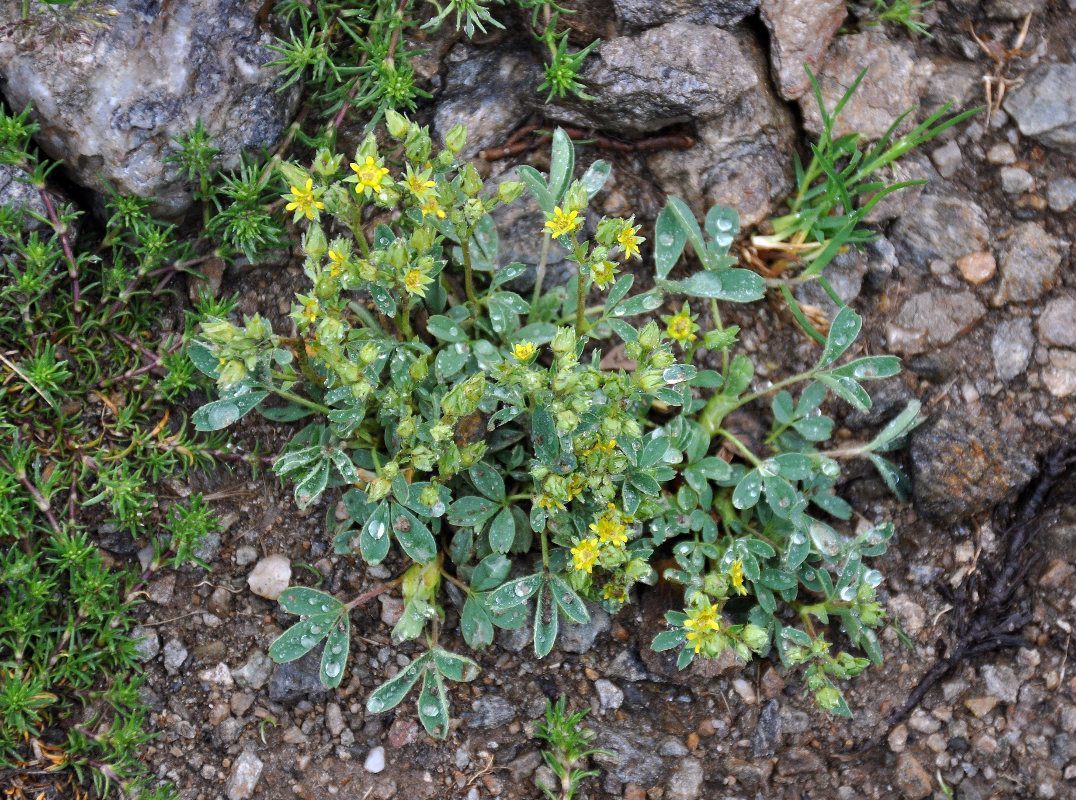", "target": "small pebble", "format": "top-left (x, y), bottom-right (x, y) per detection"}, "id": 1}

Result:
top-left (364, 745), bottom-right (386, 773)
top-left (1046, 175), bottom-right (1076, 212)
top-left (930, 140), bottom-right (962, 178)
top-left (235, 545), bottom-right (258, 566)
top-left (986, 142), bottom-right (1016, 164)
top-left (247, 554), bottom-right (291, 600)
top-left (1000, 166), bottom-right (1034, 194)
top-left (956, 251), bottom-right (996, 284)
